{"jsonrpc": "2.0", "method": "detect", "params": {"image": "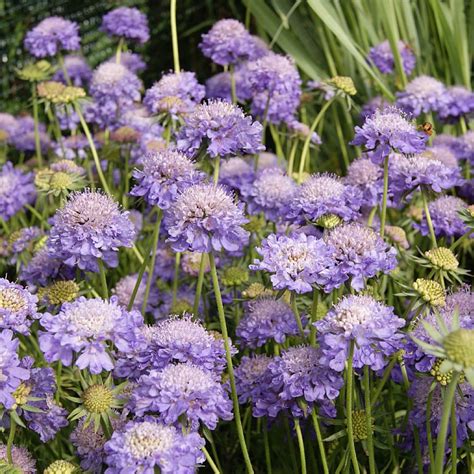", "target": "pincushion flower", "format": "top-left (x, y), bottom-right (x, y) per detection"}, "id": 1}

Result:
top-left (219, 157), bottom-right (255, 192)
top-left (177, 99), bottom-right (264, 158)
top-left (315, 295), bottom-right (405, 372)
top-left (438, 86), bottom-right (474, 123)
top-left (10, 116), bottom-right (50, 152)
top-left (24, 16), bottom-right (80, 58)
top-left (0, 444), bottom-right (35, 473)
top-left (205, 70), bottom-right (252, 102)
top-left (131, 363), bottom-right (233, 430)
top-left (459, 130), bottom-right (474, 165)
top-left (130, 150), bottom-right (205, 209)
top-left (144, 71), bottom-right (205, 119)
top-left (104, 419), bottom-right (204, 474)
top-left (8, 226), bottom-right (42, 262)
top-left (48, 189), bottom-right (136, 272)
top-left (38, 296), bottom-right (143, 374)
top-left (250, 233), bottom-right (336, 294)
top-left (166, 183), bottom-right (249, 253)
top-left (345, 157), bottom-right (384, 207)
top-left (0, 112), bottom-right (18, 140)
top-left (368, 40), bottom-right (416, 75)
top-left (52, 54), bottom-right (92, 86)
top-left (351, 106), bottom-right (427, 163)
top-left (101, 7), bottom-right (149, 43)
top-left (108, 51), bottom-right (146, 74)
top-left (0, 278), bottom-right (39, 335)
top-left (112, 273), bottom-right (159, 314)
top-left (360, 96), bottom-right (390, 122)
